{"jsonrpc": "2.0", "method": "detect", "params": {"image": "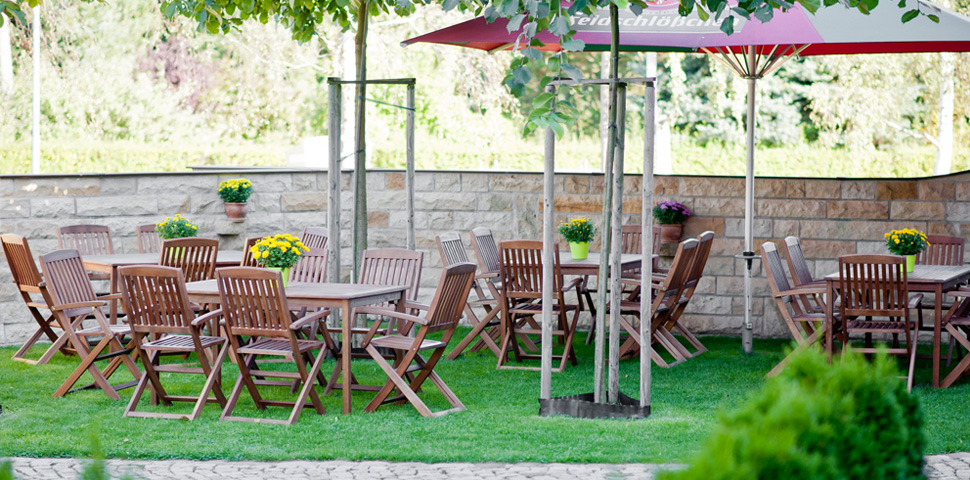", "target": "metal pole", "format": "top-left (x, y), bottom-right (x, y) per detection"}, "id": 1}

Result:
top-left (607, 84), bottom-right (626, 405)
top-left (741, 48), bottom-right (756, 354)
top-left (640, 80), bottom-right (655, 409)
top-left (540, 85), bottom-right (556, 400)
top-left (31, 6), bottom-right (40, 175)
top-left (327, 81), bottom-right (342, 285)
top-left (405, 83), bottom-right (416, 251)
